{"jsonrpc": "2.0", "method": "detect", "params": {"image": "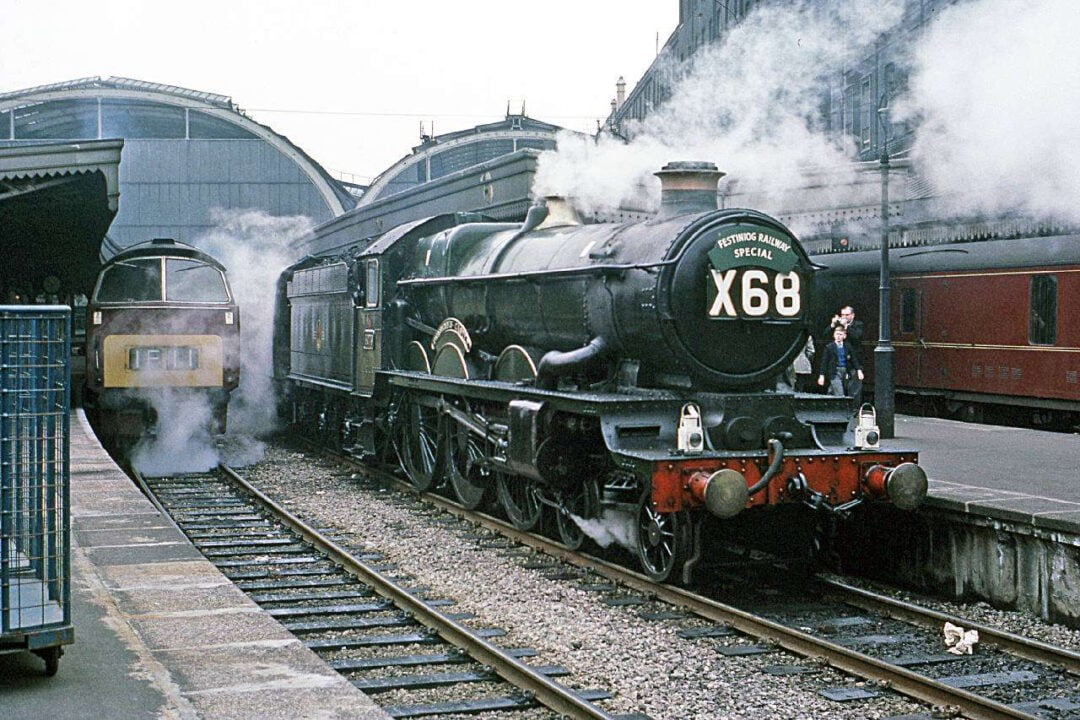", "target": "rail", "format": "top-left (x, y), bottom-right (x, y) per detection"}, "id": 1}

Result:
top-left (348, 455), bottom-right (1044, 720)
top-left (216, 464), bottom-right (616, 720)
